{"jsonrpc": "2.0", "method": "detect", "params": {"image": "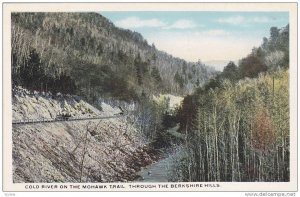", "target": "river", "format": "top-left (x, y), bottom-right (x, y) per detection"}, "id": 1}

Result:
top-left (135, 125), bottom-right (184, 182)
